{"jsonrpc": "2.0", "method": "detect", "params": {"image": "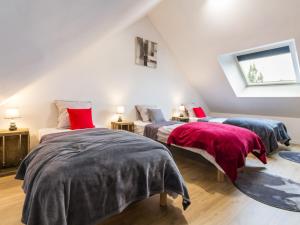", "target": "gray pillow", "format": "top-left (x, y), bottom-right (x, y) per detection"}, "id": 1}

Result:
top-left (148, 108), bottom-right (166, 123)
top-left (135, 105), bottom-right (156, 122)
